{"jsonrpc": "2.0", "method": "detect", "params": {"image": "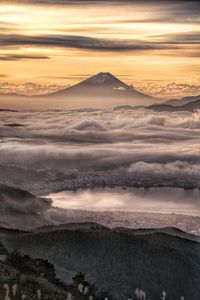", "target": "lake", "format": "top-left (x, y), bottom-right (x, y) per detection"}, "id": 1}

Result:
top-left (48, 187), bottom-right (200, 216)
